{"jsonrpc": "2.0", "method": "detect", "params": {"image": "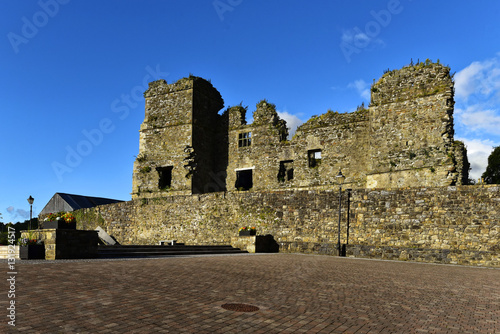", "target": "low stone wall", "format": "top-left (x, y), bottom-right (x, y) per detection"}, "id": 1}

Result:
top-left (0, 246), bottom-right (19, 260)
top-left (74, 185), bottom-right (500, 266)
top-left (278, 242), bottom-right (499, 266)
top-left (21, 229), bottom-right (99, 260)
top-left (231, 235), bottom-right (280, 253)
